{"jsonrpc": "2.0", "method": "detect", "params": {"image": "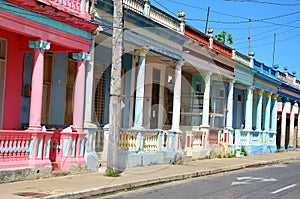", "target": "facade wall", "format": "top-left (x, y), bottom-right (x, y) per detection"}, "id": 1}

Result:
top-left (0, 29), bottom-right (23, 129)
